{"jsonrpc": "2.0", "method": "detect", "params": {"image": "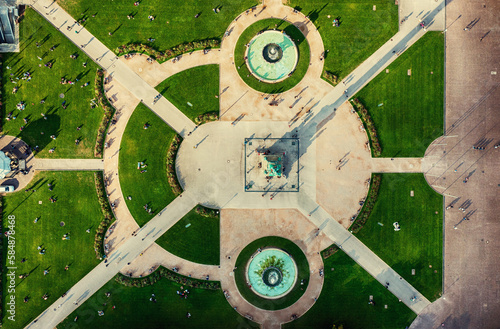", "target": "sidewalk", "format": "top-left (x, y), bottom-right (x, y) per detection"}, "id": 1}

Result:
top-left (297, 194), bottom-right (431, 314)
top-left (27, 190), bottom-right (198, 329)
top-left (31, 0), bottom-right (195, 137)
top-left (34, 158), bottom-right (104, 170)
